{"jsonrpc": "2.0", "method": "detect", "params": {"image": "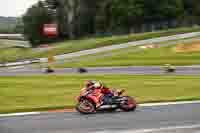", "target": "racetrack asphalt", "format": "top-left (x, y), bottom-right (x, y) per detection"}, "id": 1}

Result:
top-left (1, 66), bottom-right (200, 76)
top-left (0, 102), bottom-right (199, 133)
